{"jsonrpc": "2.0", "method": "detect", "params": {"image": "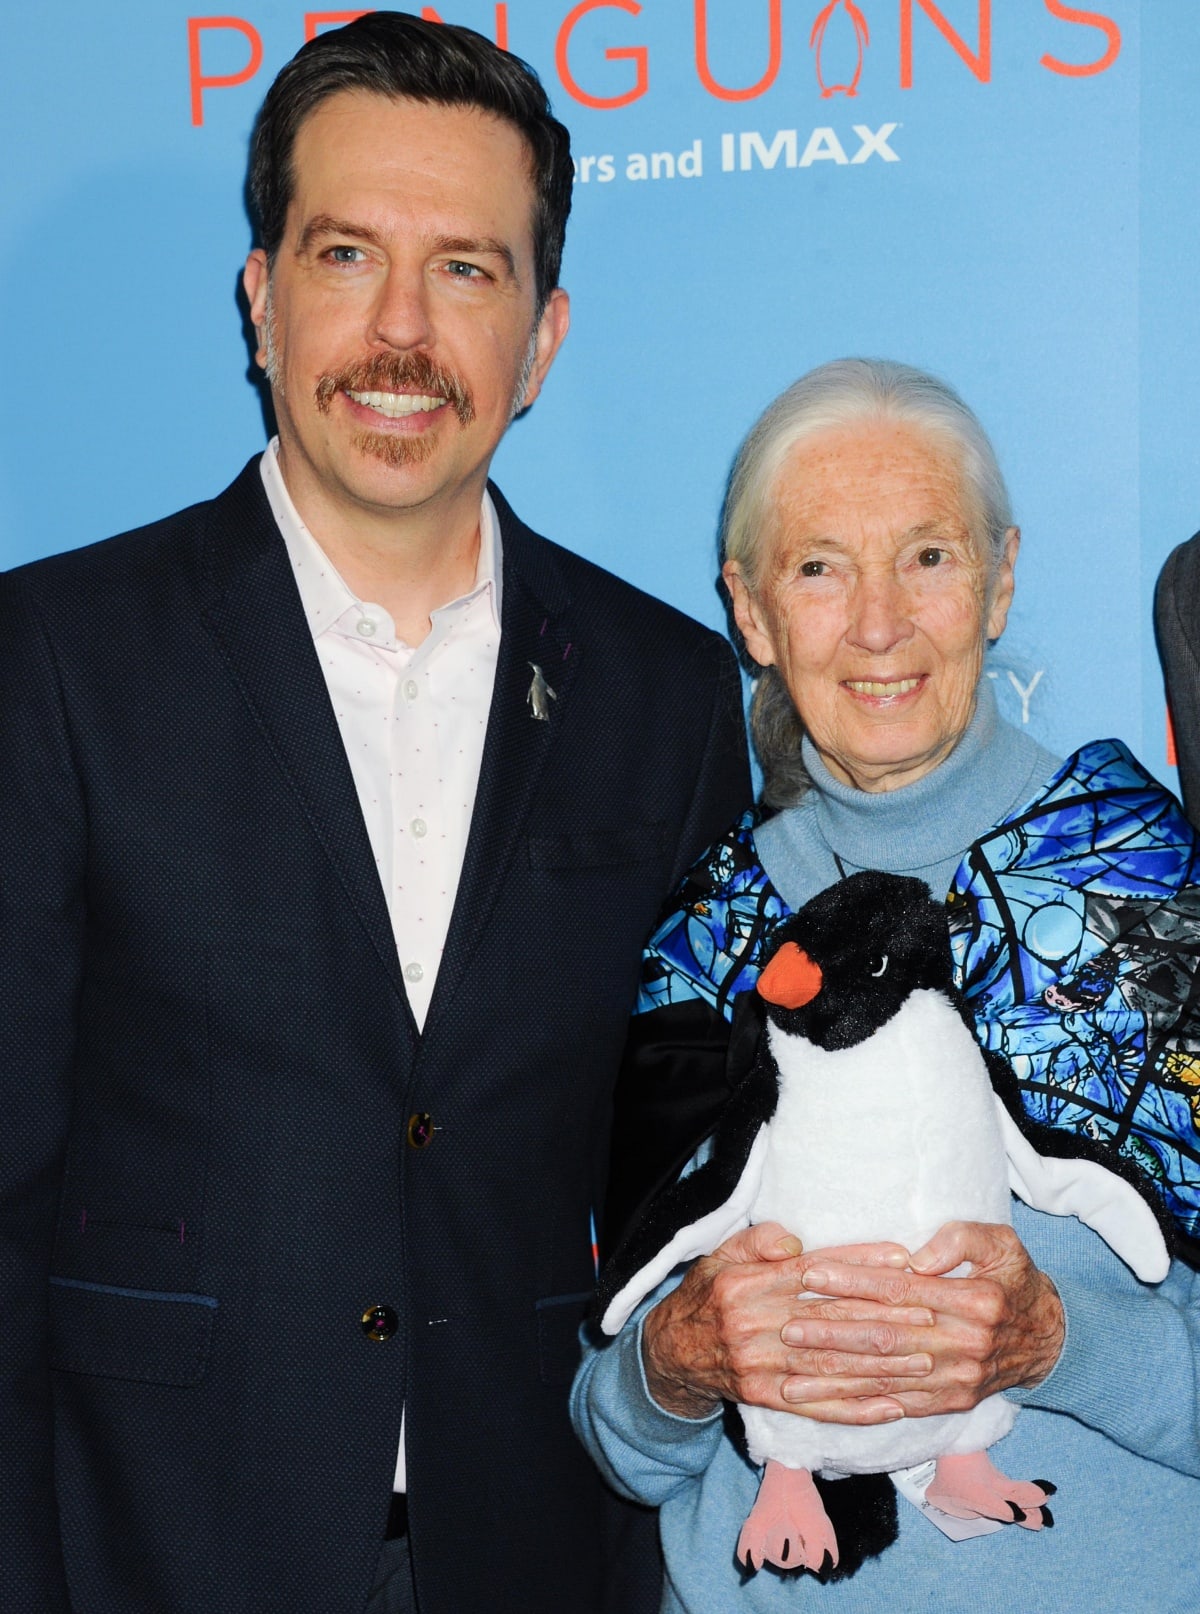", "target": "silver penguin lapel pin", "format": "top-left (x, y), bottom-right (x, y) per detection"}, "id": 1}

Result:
top-left (527, 663), bottom-right (557, 722)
